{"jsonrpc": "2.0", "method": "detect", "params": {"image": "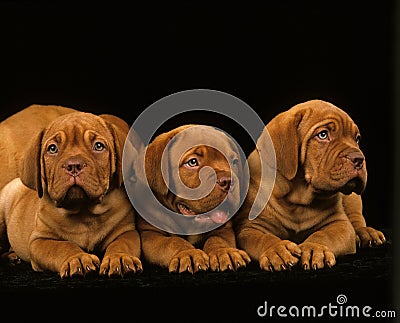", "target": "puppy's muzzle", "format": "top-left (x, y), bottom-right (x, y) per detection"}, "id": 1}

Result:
top-left (346, 151), bottom-right (364, 170)
top-left (63, 158), bottom-right (87, 177)
top-left (216, 176), bottom-right (232, 192)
